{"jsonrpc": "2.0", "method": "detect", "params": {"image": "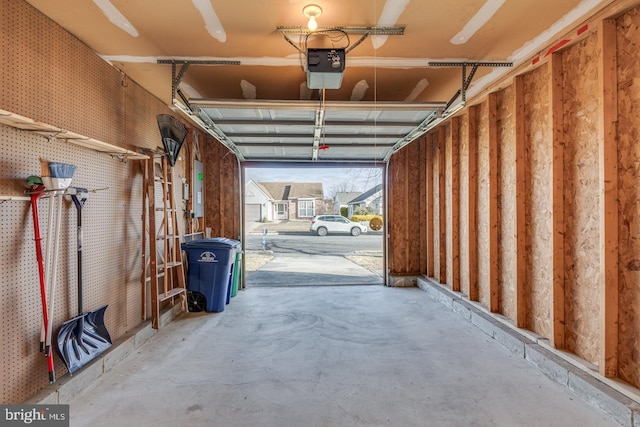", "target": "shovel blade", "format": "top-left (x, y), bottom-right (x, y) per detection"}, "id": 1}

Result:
top-left (55, 305), bottom-right (112, 373)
